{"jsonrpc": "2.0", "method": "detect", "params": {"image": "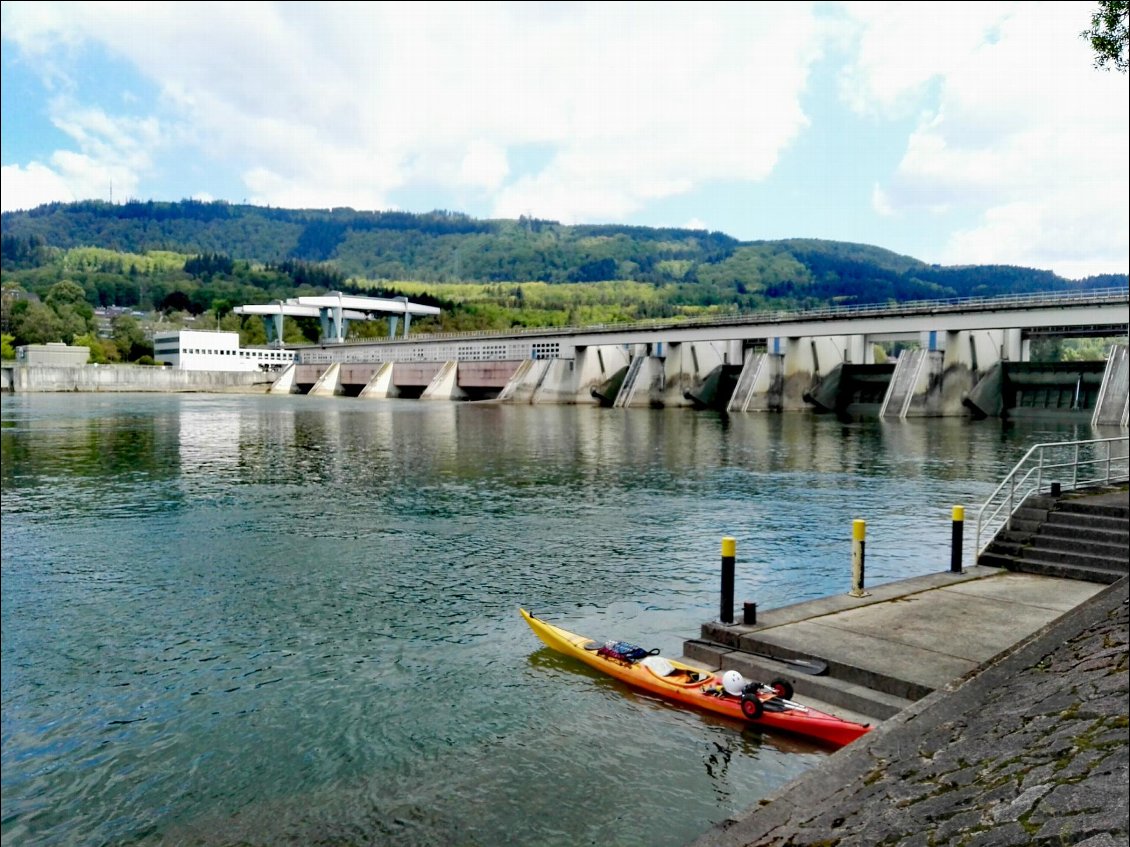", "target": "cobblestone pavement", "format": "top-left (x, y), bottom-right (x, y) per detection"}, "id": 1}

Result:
top-left (691, 578), bottom-right (1129, 847)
